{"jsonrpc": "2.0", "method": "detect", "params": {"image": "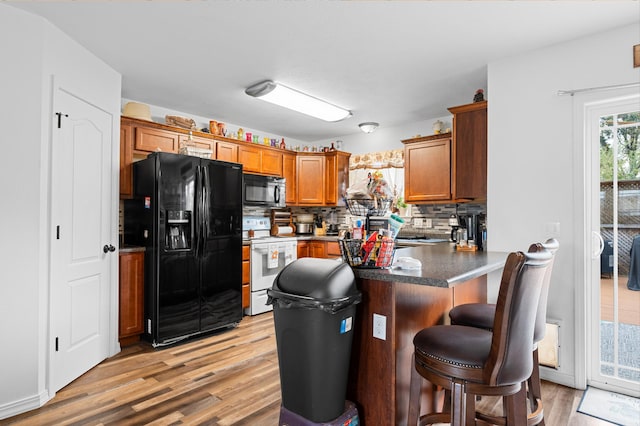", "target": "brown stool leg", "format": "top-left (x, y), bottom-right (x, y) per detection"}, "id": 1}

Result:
top-left (528, 348), bottom-right (545, 425)
top-left (451, 378), bottom-right (467, 426)
top-left (407, 353), bottom-right (422, 426)
top-left (505, 385), bottom-right (527, 425)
